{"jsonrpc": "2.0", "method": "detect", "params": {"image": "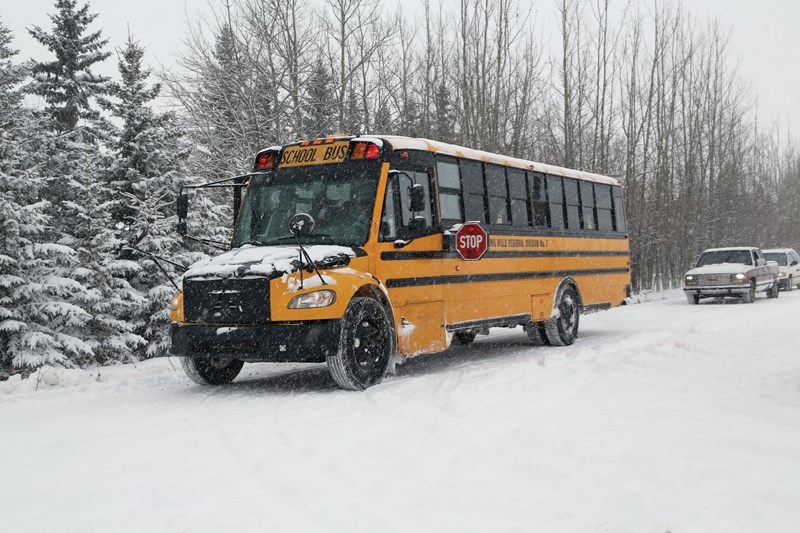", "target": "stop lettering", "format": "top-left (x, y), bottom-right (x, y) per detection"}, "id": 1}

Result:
top-left (455, 222), bottom-right (488, 260)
